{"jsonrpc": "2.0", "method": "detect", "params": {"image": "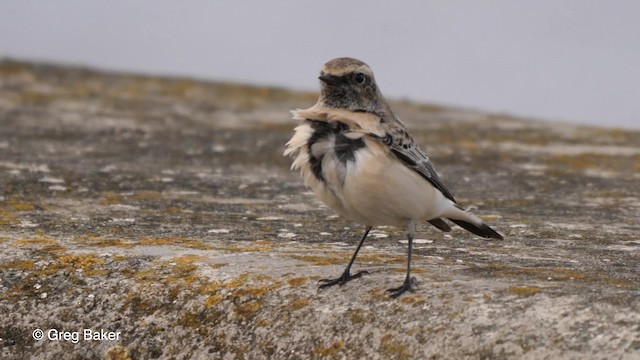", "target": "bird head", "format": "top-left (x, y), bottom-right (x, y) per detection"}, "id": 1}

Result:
top-left (317, 57), bottom-right (385, 113)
